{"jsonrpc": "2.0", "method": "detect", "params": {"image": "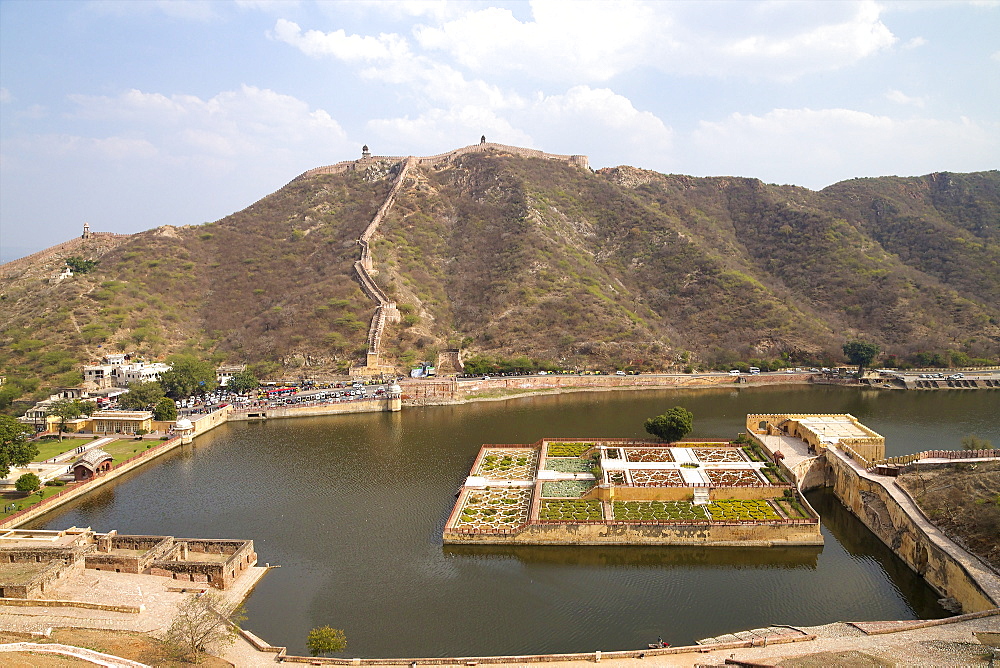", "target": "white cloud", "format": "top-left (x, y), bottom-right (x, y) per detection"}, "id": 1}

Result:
top-left (886, 89), bottom-right (926, 107)
top-left (902, 36), bottom-right (927, 49)
top-left (52, 85), bottom-right (350, 177)
top-left (690, 108), bottom-right (999, 188)
top-left (271, 19), bottom-right (407, 62)
top-left (404, 0), bottom-right (897, 82)
top-left (414, 1), bottom-right (656, 81)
